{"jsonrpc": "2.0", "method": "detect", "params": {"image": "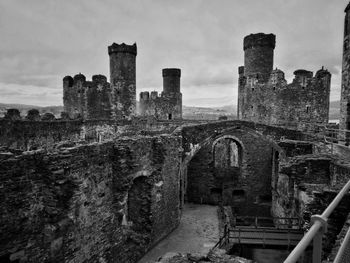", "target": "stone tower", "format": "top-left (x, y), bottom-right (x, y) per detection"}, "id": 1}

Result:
top-left (108, 43), bottom-right (137, 120)
top-left (340, 3), bottom-right (350, 136)
top-left (162, 68), bottom-right (182, 120)
top-left (243, 33), bottom-right (276, 81)
top-left (238, 33), bottom-right (276, 120)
